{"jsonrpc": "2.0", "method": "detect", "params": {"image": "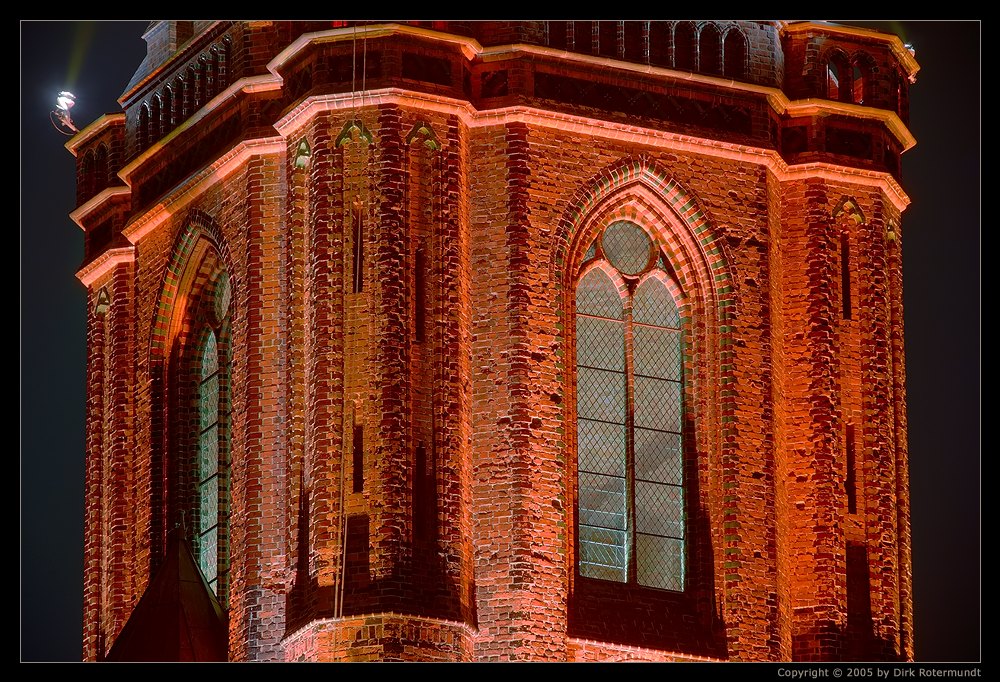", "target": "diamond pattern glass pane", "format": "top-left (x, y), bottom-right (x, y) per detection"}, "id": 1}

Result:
top-left (577, 471), bottom-right (625, 530)
top-left (635, 428), bottom-right (682, 485)
top-left (200, 477), bottom-right (219, 534)
top-left (199, 426), bottom-right (218, 481)
top-left (578, 472), bottom-right (627, 530)
top-left (578, 419), bottom-right (626, 477)
top-left (577, 316), bottom-right (625, 372)
top-left (602, 221), bottom-right (651, 275)
top-left (201, 331), bottom-right (219, 379)
top-left (584, 241), bottom-right (597, 262)
top-left (576, 268), bottom-right (623, 320)
top-left (200, 374), bottom-right (219, 431)
top-left (577, 367), bottom-right (626, 423)
top-left (633, 276), bottom-right (680, 328)
top-left (579, 525), bottom-right (627, 583)
top-left (213, 271), bottom-right (231, 325)
top-left (636, 534), bottom-right (683, 591)
top-left (575, 247), bottom-right (688, 592)
top-left (634, 325), bottom-right (681, 380)
top-left (634, 375), bottom-right (682, 432)
top-left (635, 481), bottom-right (684, 538)
top-left (199, 526), bottom-right (218, 584)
